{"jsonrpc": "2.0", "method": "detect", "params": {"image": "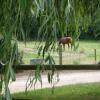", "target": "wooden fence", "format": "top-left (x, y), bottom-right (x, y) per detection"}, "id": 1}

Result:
top-left (13, 64), bottom-right (100, 70)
